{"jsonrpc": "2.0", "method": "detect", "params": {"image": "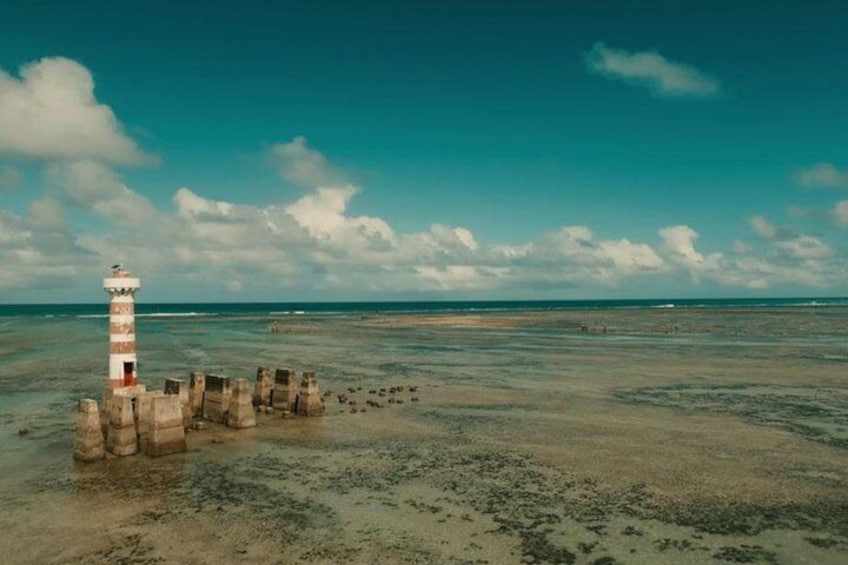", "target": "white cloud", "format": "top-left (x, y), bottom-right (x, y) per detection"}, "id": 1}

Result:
top-left (28, 197), bottom-right (65, 228)
top-left (173, 186), bottom-right (234, 220)
top-left (796, 162), bottom-right (848, 189)
top-left (0, 211), bottom-right (32, 244)
top-left (774, 235), bottom-right (833, 260)
top-left (48, 159), bottom-right (159, 226)
top-left (659, 225), bottom-right (711, 266)
top-left (749, 215), bottom-right (777, 240)
top-left (270, 136), bottom-right (342, 188)
top-left (585, 42), bottom-right (720, 97)
top-left (531, 226), bottom-right (664, 284)
top-left (0, 57), bottom-right (152, 165)
top-left (429, 224), bottom-right (479, 252)
top-left (656, 223), bottom-right (841, 289)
